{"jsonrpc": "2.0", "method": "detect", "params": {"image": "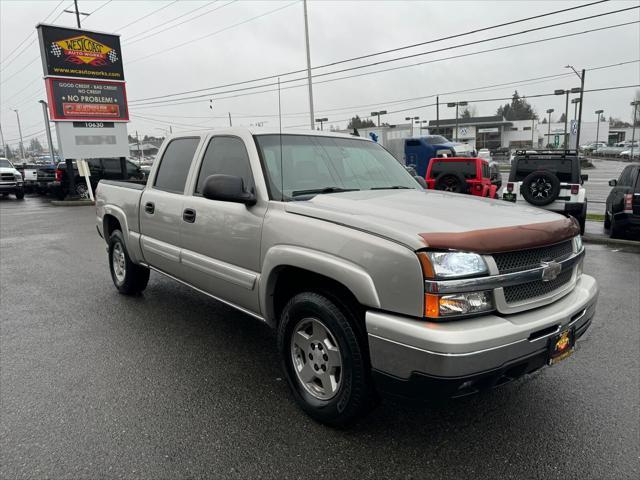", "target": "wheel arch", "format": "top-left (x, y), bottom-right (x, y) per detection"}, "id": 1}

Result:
top-left (260, 246), bottom-right (380, 328)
